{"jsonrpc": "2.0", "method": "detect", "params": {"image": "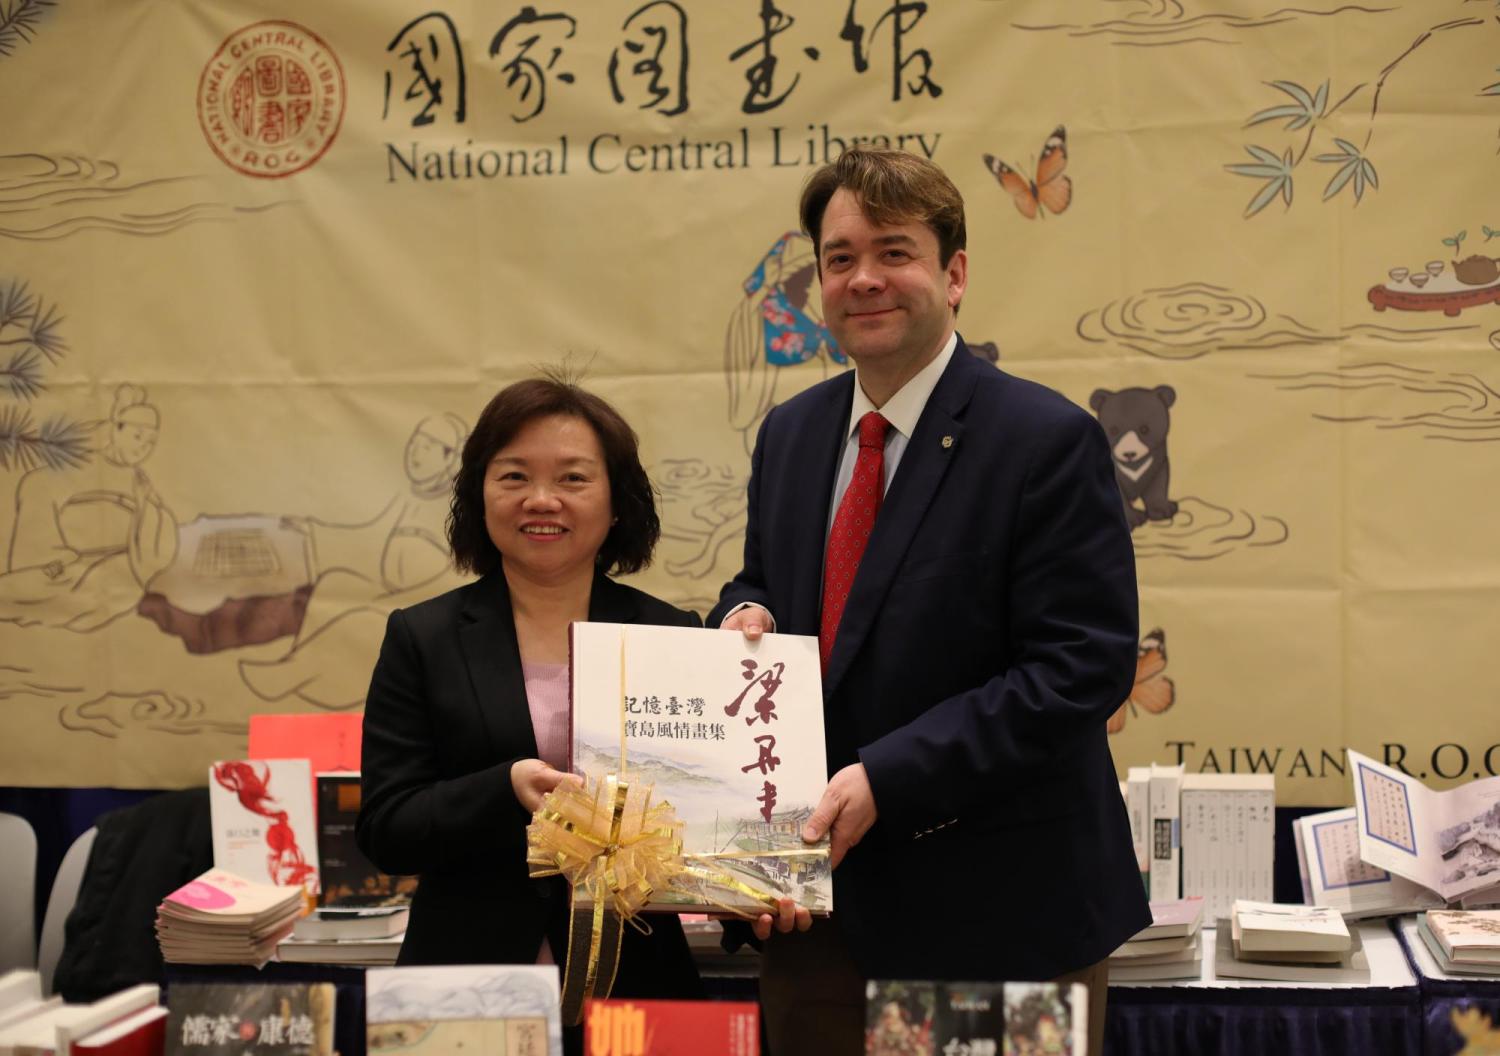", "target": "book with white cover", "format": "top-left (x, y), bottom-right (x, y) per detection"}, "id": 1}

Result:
top-left (209, 758), bottom-right (320, 896)
top-left (0, 973), bottom-right (39, 1015)
top-left (0, 998), bottom-right (61, 1034)
top-left (1348, 749), bottom-right (1500, 901)
top-left (1126, 767), bottom-right (1150, 895)
top-left (1215, 919), bottom-right (1369, 982)
top-left (1180, 774), bottom-right (1273, 922)
top-left (1232, 900), bottom-right (1350, 952)
top-left (1147, 764), bottom-right (1184, 901)
top-left (366, 965), bottom-right (560, 1056)
top-left (1136, 896), bottom-right (1204, 940)
top-left (570, 622), bottom-right (831, 915)
top-left (1424, 909), bottom-right (1500, 964)
top-left (1295, 808), bottom-right (1444, 919)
